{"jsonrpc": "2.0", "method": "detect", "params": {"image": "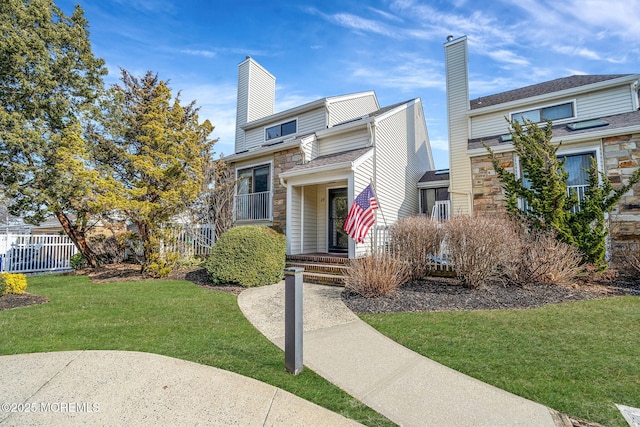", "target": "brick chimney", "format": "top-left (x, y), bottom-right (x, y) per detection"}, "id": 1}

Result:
top-left (235, 57), bottom-right (276, 153)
